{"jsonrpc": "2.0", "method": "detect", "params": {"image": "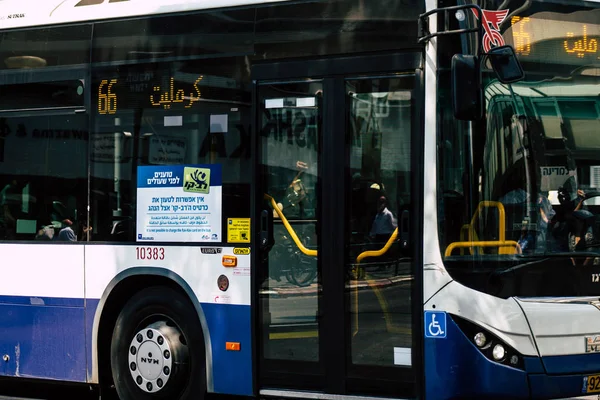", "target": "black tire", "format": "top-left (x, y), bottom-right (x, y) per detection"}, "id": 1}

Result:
top-left (110, 286), bottom-right (206, 400)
